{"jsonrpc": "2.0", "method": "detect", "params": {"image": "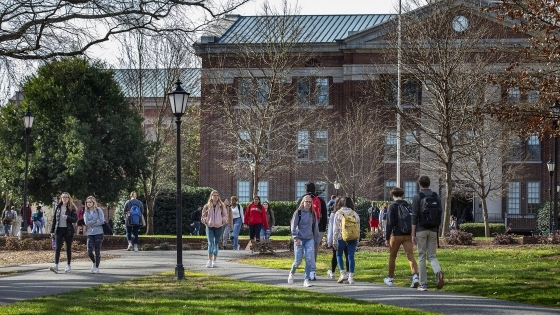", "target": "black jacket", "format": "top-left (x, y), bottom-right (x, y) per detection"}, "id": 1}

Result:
top-left (385, 200), bottom-right (411, 240)
top-left (50, 203), bottom-right (78, 236)
top-left (297, 193), bottom-right (328, 232)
